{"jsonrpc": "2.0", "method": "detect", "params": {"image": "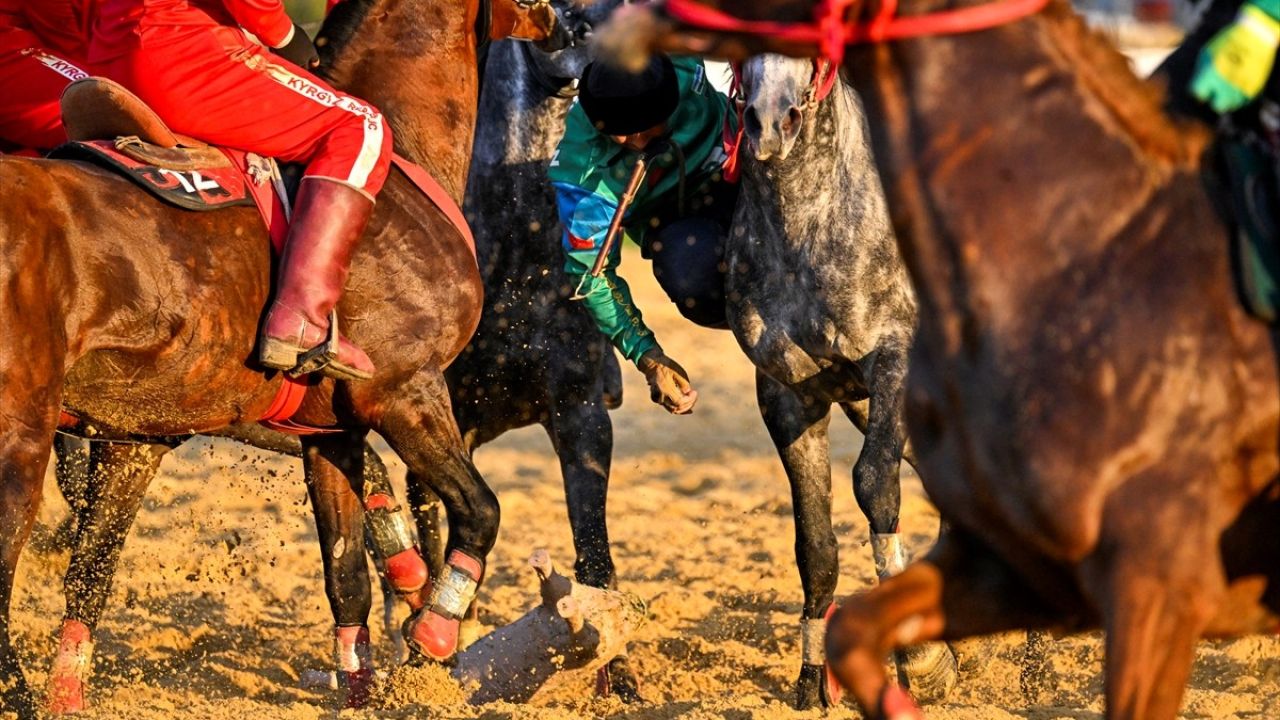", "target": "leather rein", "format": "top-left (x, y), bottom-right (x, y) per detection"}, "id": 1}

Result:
top-left (662, 0), bottom-right (1051, 66)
